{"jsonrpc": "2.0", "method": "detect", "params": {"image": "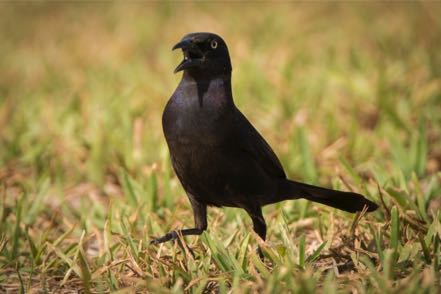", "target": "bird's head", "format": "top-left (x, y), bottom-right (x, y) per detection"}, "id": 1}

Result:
top-left (173, 32), bottom-right (232, 78)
